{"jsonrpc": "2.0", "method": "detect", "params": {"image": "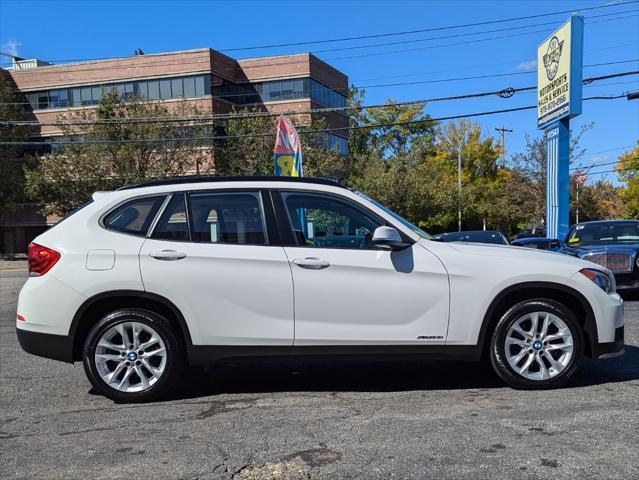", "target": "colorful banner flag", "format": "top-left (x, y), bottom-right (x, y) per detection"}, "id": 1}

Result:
top-left (274, 115), bottom-right (303, 177)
